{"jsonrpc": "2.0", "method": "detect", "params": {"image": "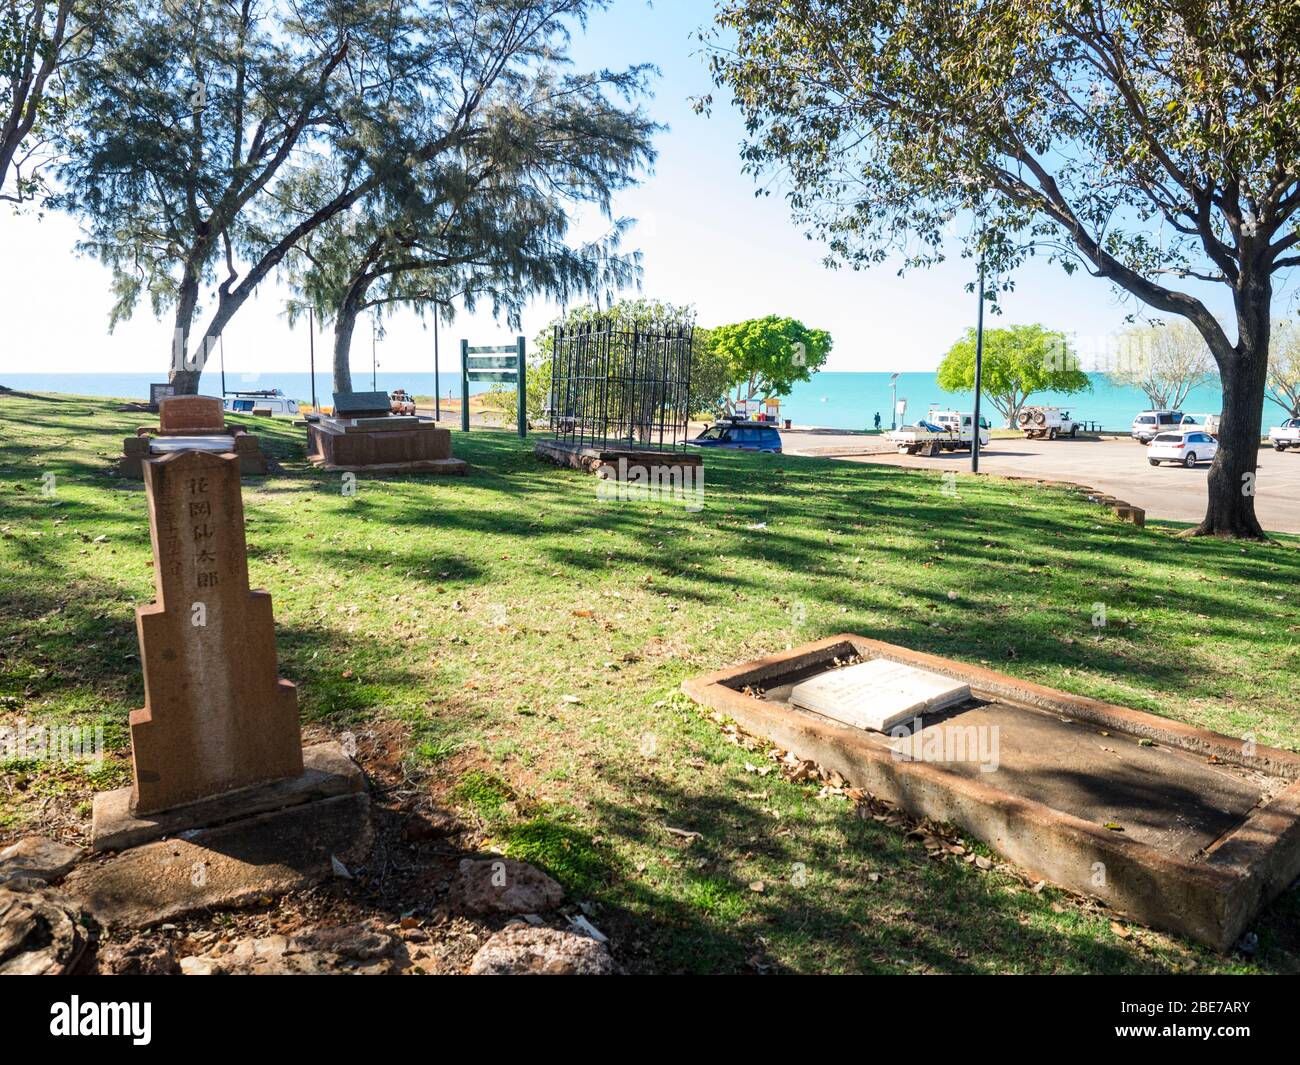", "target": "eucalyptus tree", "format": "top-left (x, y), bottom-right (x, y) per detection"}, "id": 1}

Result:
top-left (56, 0), bottom-right (635, 394)
top-left (705, 1), bottom-right (1300, 537)
top-left (281, 58), bottom-right (656, 392)
top-left (1266, 321), bottom-right (1300, 418)
top-left (1109, 320), bottom-right (1217, 411)
top-left (0, 0), bottom-right (117, 205)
